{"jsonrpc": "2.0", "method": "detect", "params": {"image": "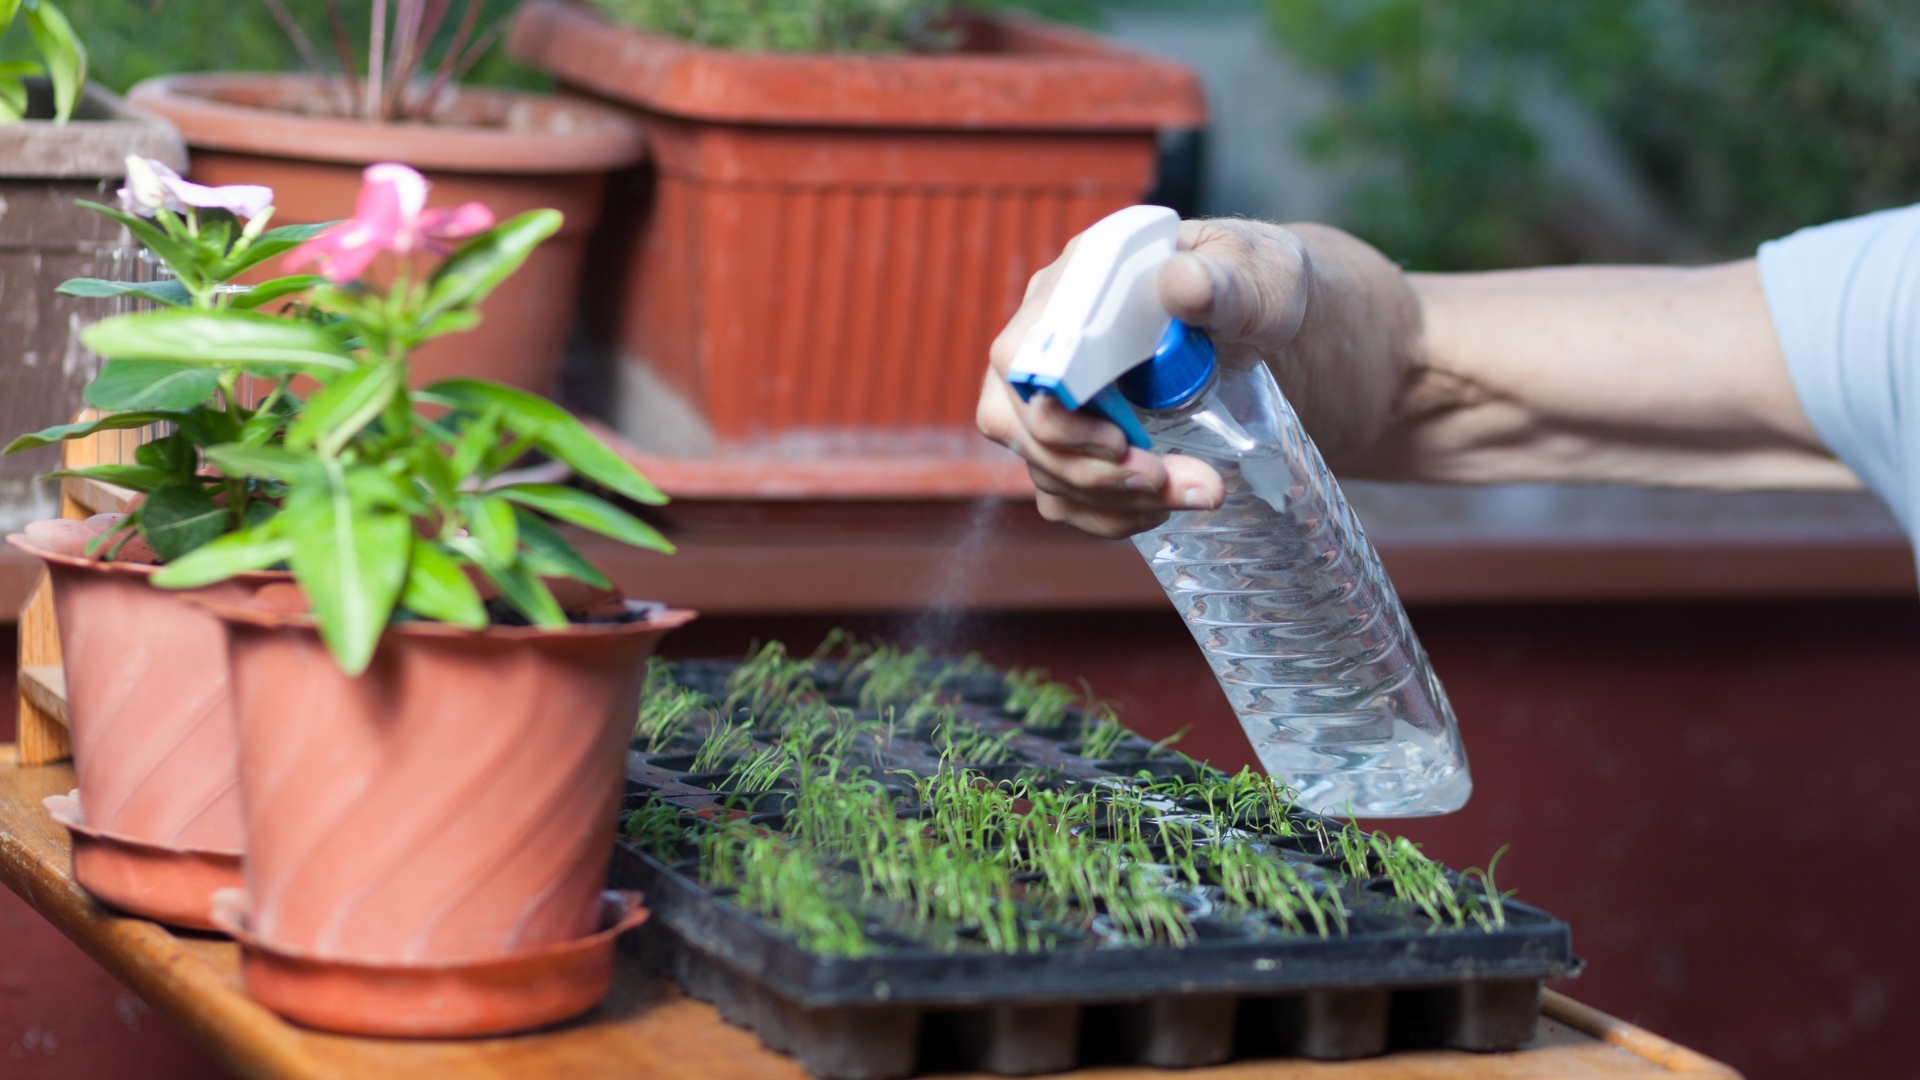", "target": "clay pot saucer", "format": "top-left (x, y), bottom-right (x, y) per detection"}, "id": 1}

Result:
top-left (210, 889), bottom-right (650, 1037)
top-left (43, 790), bottom-right (242, 932)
